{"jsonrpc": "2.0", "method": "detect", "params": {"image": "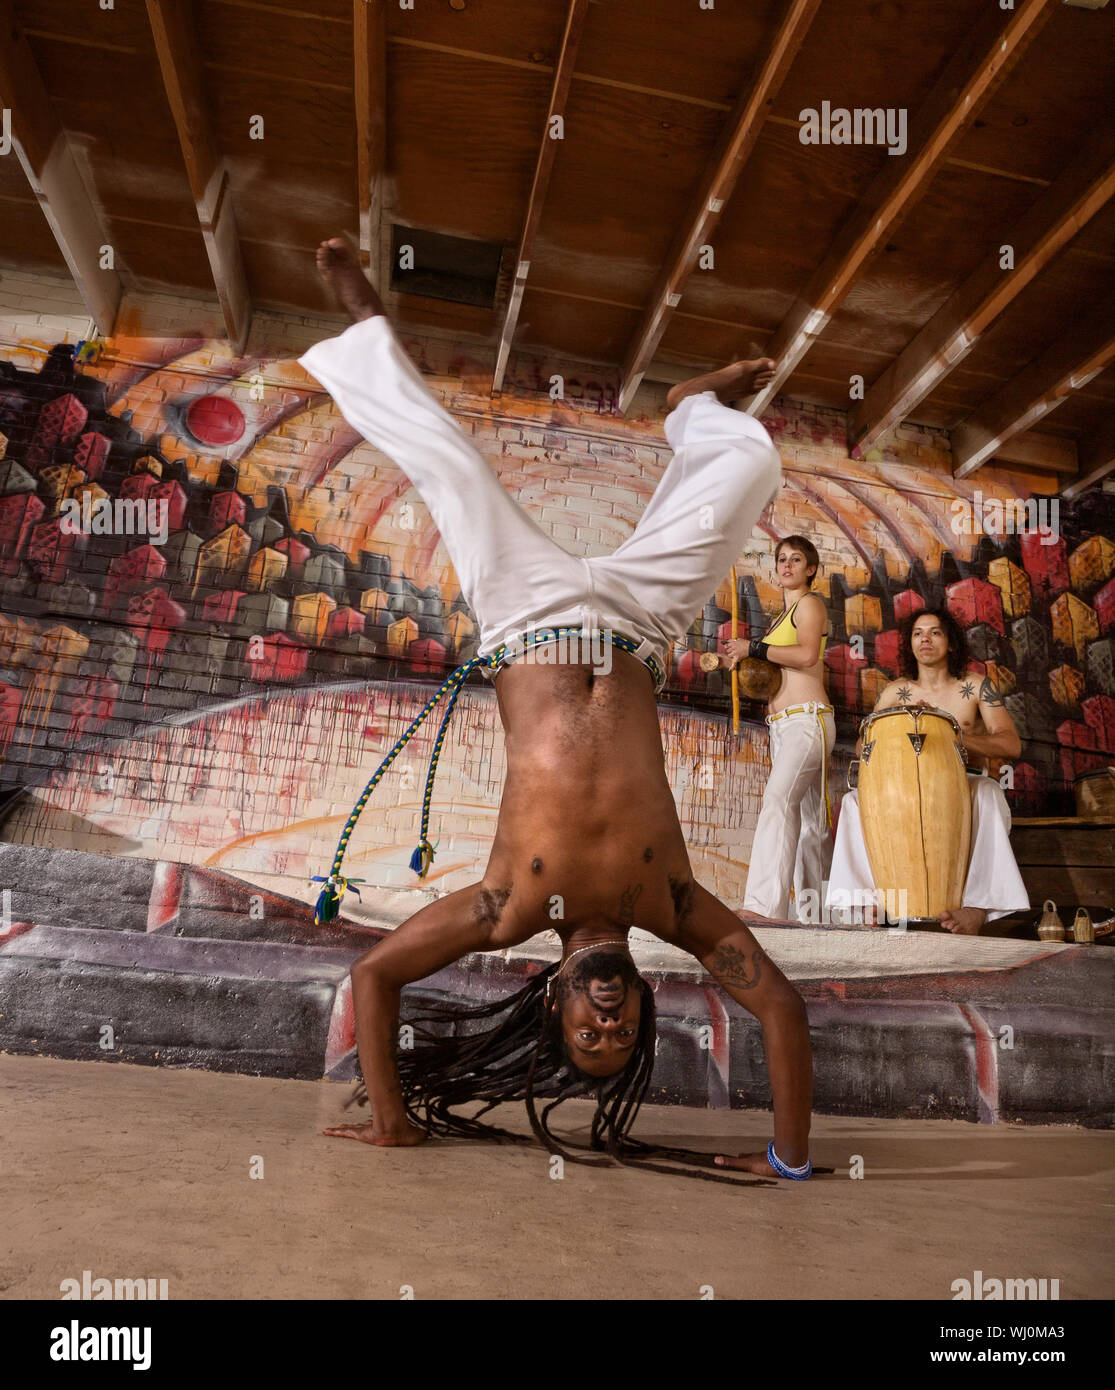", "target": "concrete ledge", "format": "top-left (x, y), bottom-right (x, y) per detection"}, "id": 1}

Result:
top-left (2, 844), bottom-right (1112, 1125)
top-left (0, 926), bottom-right (347, 1080)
